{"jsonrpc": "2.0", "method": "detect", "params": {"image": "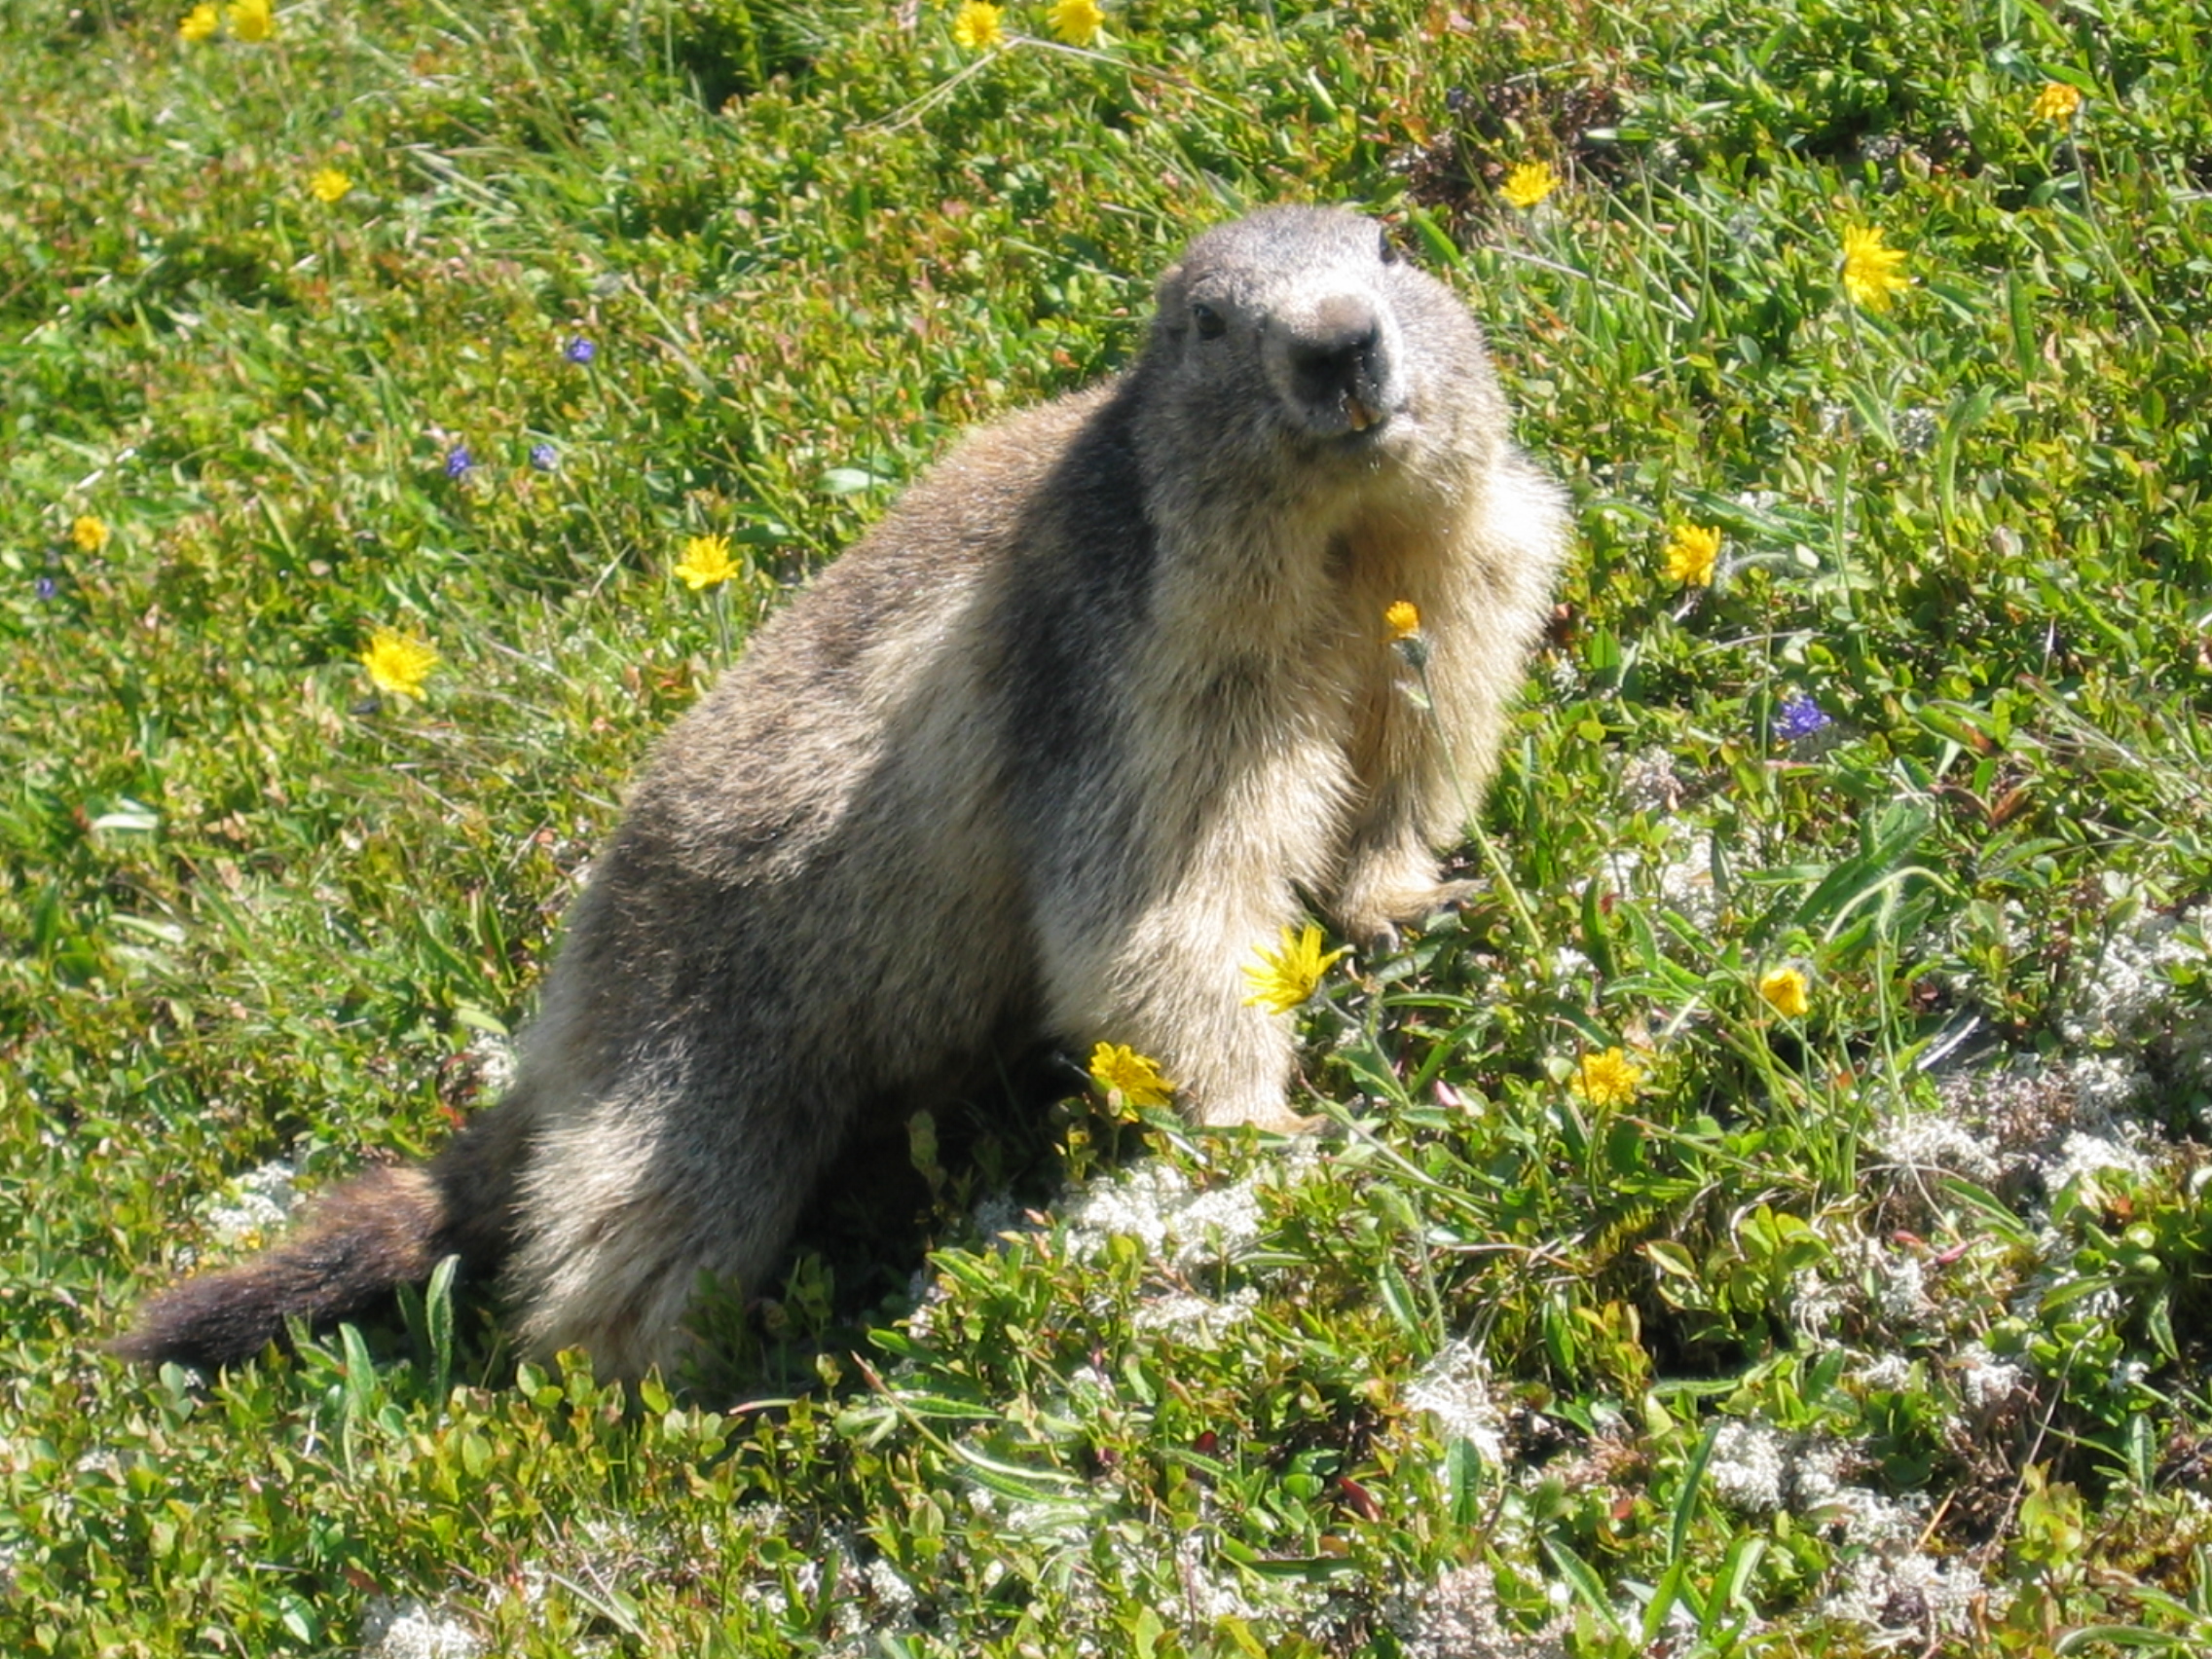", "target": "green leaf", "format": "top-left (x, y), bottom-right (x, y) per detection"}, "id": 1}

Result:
top-left (1542, 1536), bottom-right (1620, 1633)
